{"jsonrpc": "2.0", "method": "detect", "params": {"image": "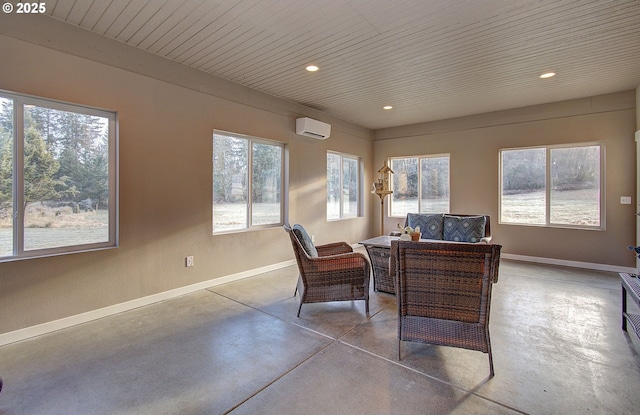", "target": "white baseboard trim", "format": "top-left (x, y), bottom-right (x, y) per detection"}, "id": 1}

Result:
top-left (0, 259), bottom-right (296, 347)
top-left (502, 253), bottom-right (636, 274)
top-left (2, 254), bottom-right (632, 346)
